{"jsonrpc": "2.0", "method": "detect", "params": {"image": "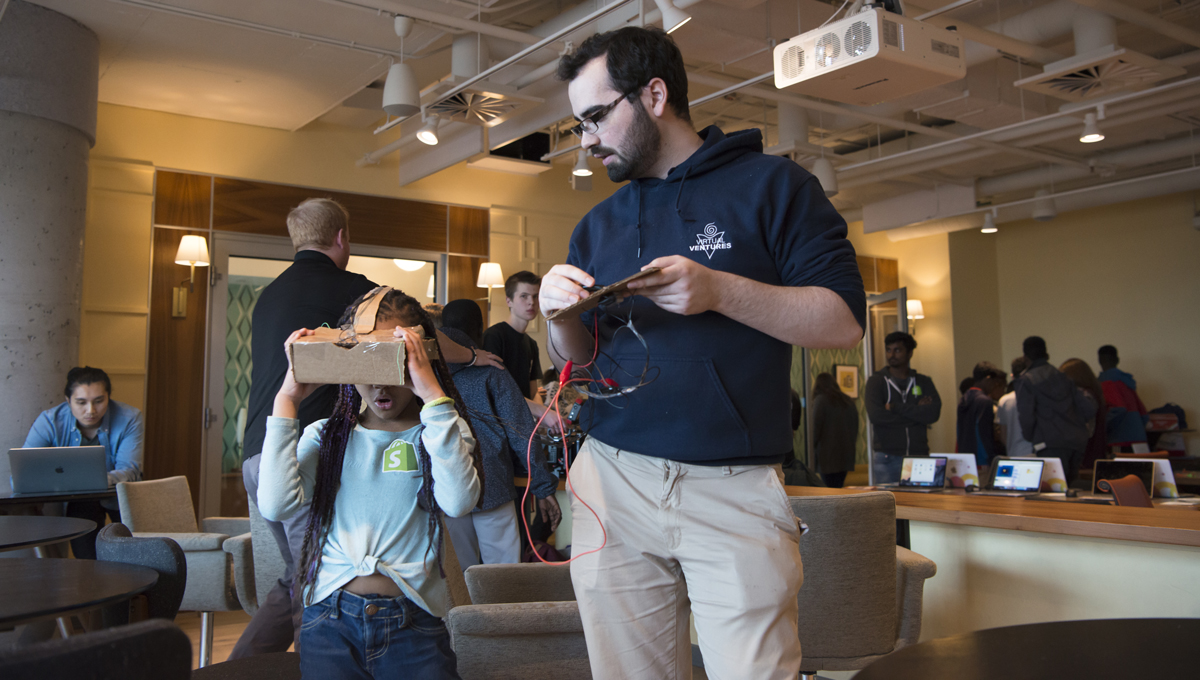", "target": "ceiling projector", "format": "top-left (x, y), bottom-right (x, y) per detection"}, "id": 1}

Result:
top-left (773, 4), bottom-right (965, 106)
